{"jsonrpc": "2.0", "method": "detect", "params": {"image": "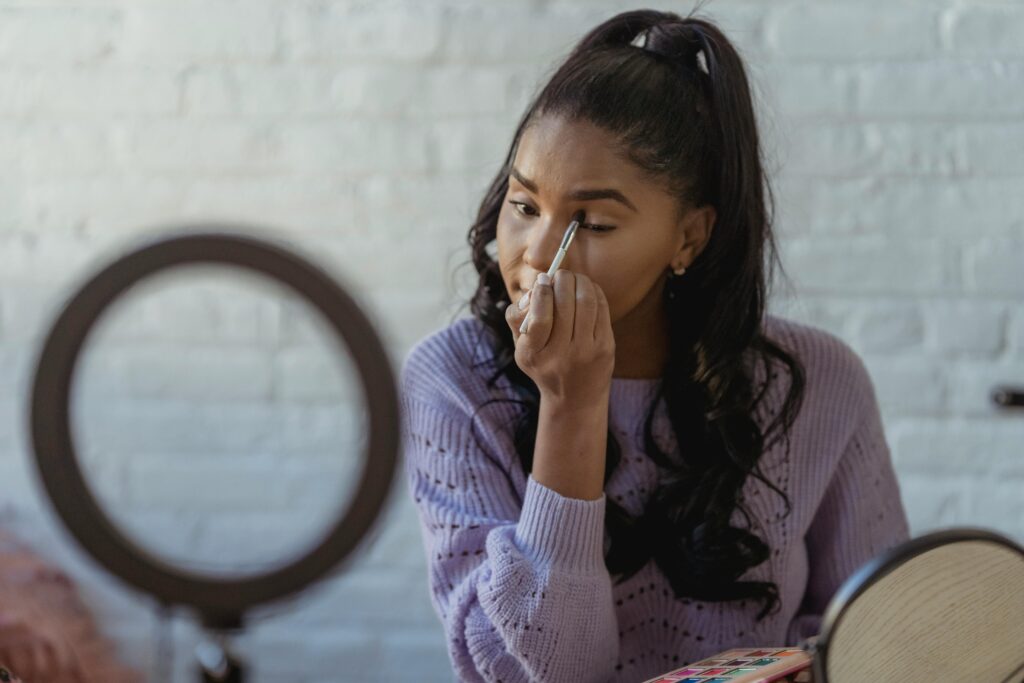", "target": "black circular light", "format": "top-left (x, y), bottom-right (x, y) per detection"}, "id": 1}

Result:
top-left (29, 228), bottom-right (400, 629)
